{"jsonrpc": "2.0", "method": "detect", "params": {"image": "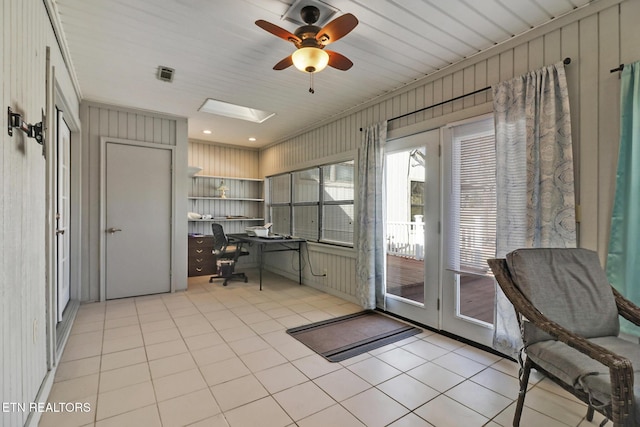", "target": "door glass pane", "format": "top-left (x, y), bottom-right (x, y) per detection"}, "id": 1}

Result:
top-left (457, 273), bottom-right (495, 323)
top-left (385, 148), bottom-right (425, 303)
